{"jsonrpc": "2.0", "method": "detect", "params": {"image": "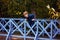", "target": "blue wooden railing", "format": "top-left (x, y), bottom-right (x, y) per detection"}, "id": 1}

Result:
top-left (0, 18), bottom-right (60, 40)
